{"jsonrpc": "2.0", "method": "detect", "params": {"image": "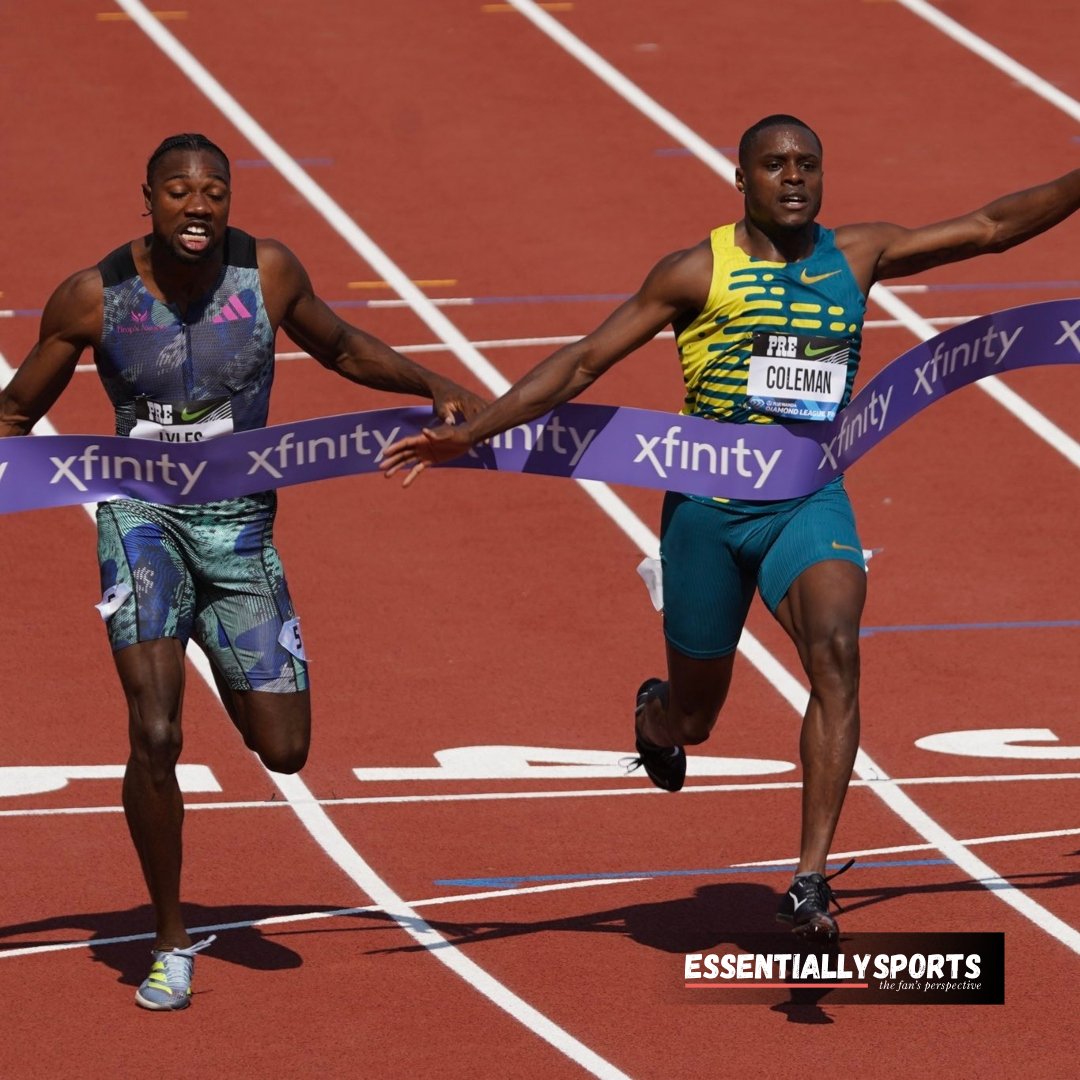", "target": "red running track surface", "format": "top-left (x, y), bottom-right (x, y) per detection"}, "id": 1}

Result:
top-left (1, 1), bottom-right (1078, 1077)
